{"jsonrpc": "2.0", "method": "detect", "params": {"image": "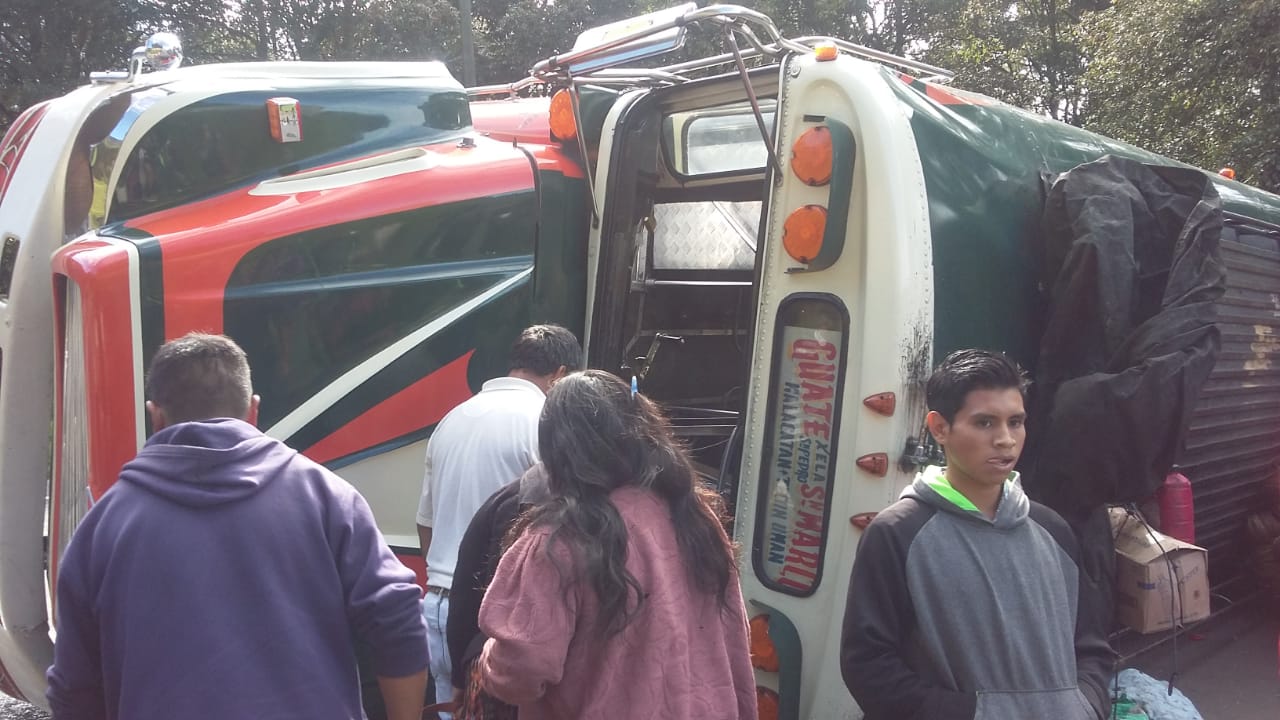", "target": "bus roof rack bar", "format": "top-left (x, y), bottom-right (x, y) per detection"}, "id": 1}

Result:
top-left (468, 4), bottom-right (954, 96)
top-left (656, 36), bottom-right (953, 83)
top-left (468, 76), bottom-right (545, 98)
top-left (467, 67), bottom-right (692, 98)
top-left (529, 5), bottom-right (782, 78)
top-left (791, 36), bottom-right (953, 79)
